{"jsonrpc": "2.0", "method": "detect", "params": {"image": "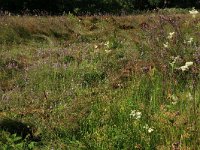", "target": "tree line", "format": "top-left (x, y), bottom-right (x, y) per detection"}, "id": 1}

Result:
top-left (0, 0), bottom-right (199, 15)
